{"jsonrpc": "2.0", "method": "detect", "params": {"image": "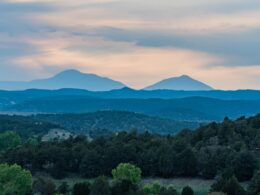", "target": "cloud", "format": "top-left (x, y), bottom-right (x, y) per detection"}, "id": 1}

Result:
top-left (33, 1), bottom-right (260, 33)
top-left (7, 31), bottom-right (219, 87)
top-left (0, 0), bottom-right (259, 89)
top-left (6, 32), bottom-right (260, 89)
top-left (95, 27), bottom-right (260, 66)
top-left (0, 2), bottom-right (52, 12)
